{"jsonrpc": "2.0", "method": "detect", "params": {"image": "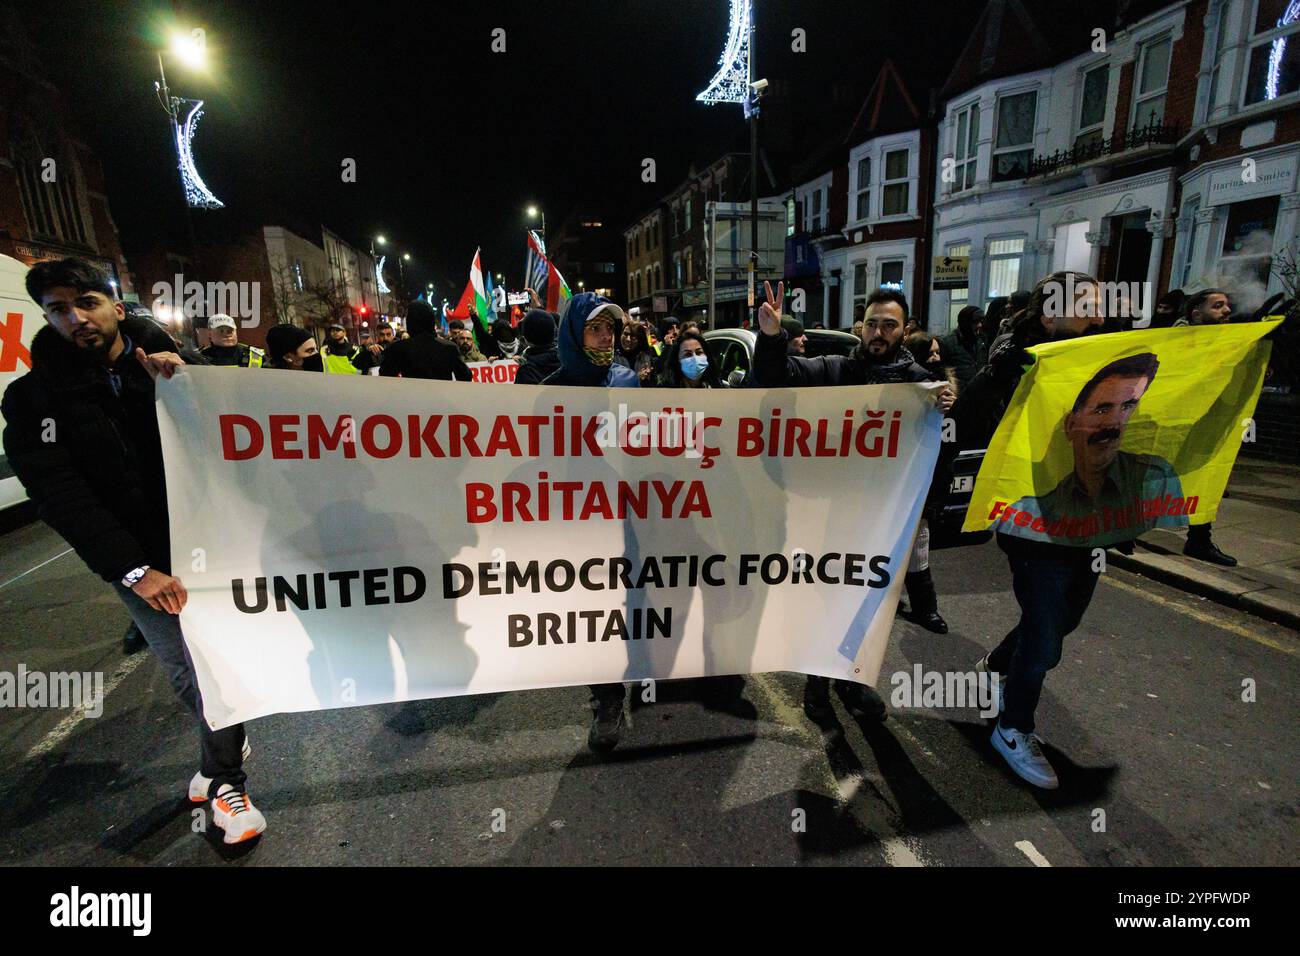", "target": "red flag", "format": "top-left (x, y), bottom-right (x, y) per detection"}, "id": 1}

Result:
top-left (545, 260), bottom-right (571, 313)
top-left (449, 279), bottom-right (475, 320)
